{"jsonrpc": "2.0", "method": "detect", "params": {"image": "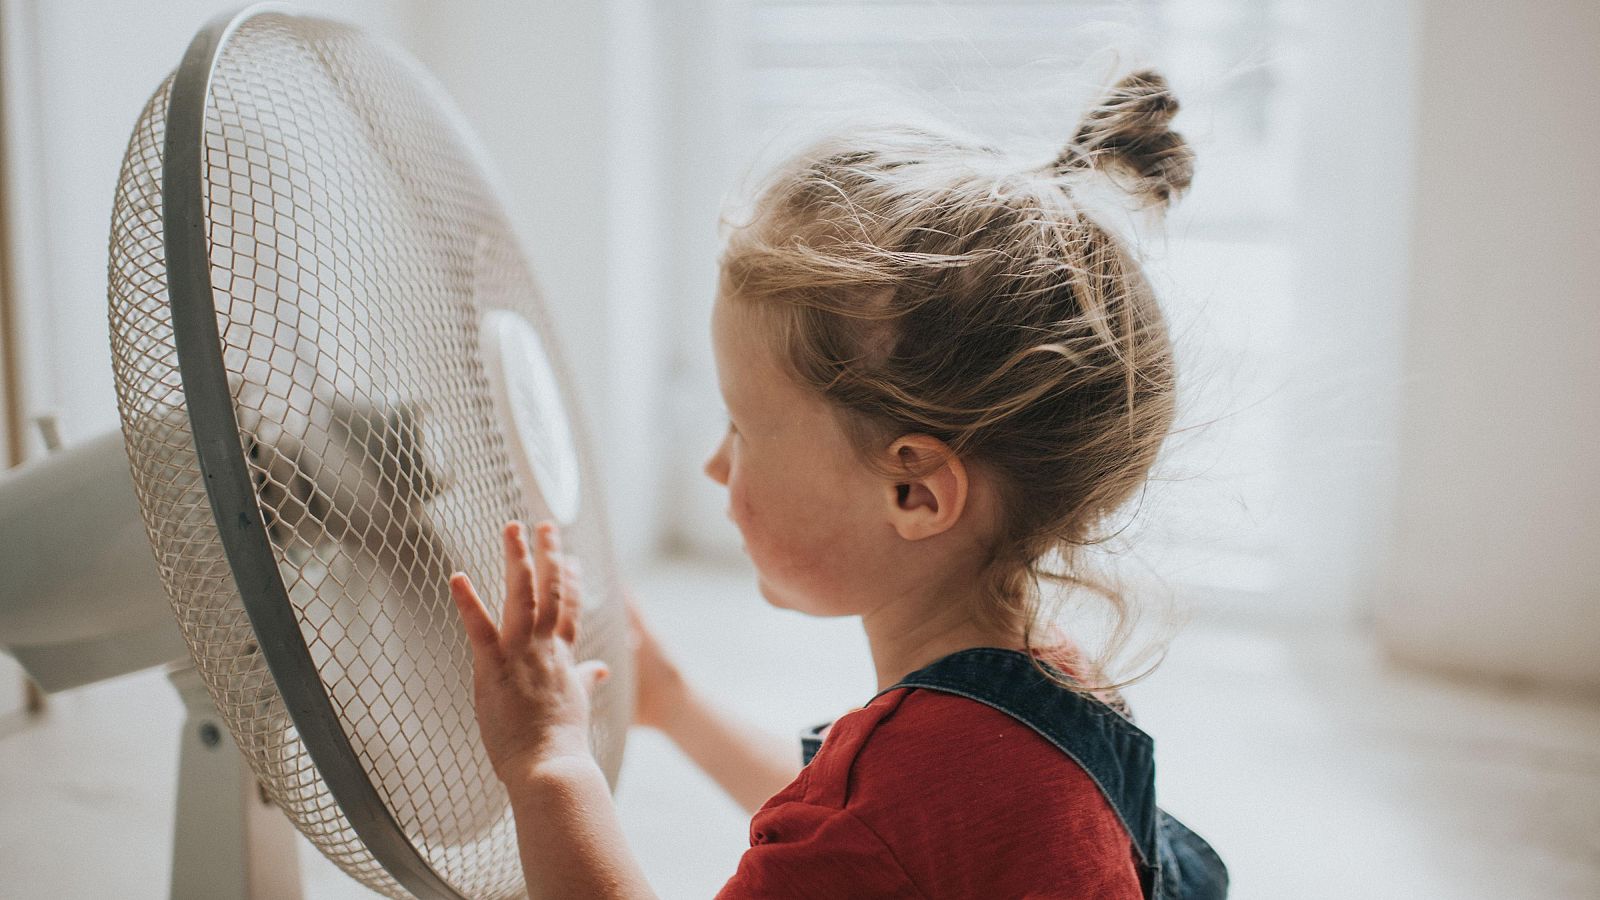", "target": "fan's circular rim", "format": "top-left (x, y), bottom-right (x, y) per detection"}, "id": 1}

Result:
top-left (164, 5), bottom-right (467, 898)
